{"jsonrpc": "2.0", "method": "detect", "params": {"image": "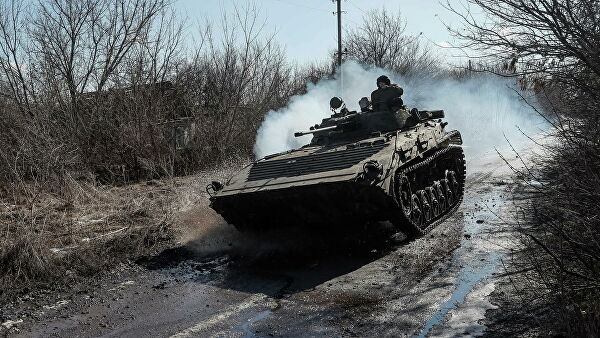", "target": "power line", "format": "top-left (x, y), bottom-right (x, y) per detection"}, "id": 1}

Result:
top-left (347, 0), bottom-right (367, 15)
top-left (269, 0), bottom-right (330, 13)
